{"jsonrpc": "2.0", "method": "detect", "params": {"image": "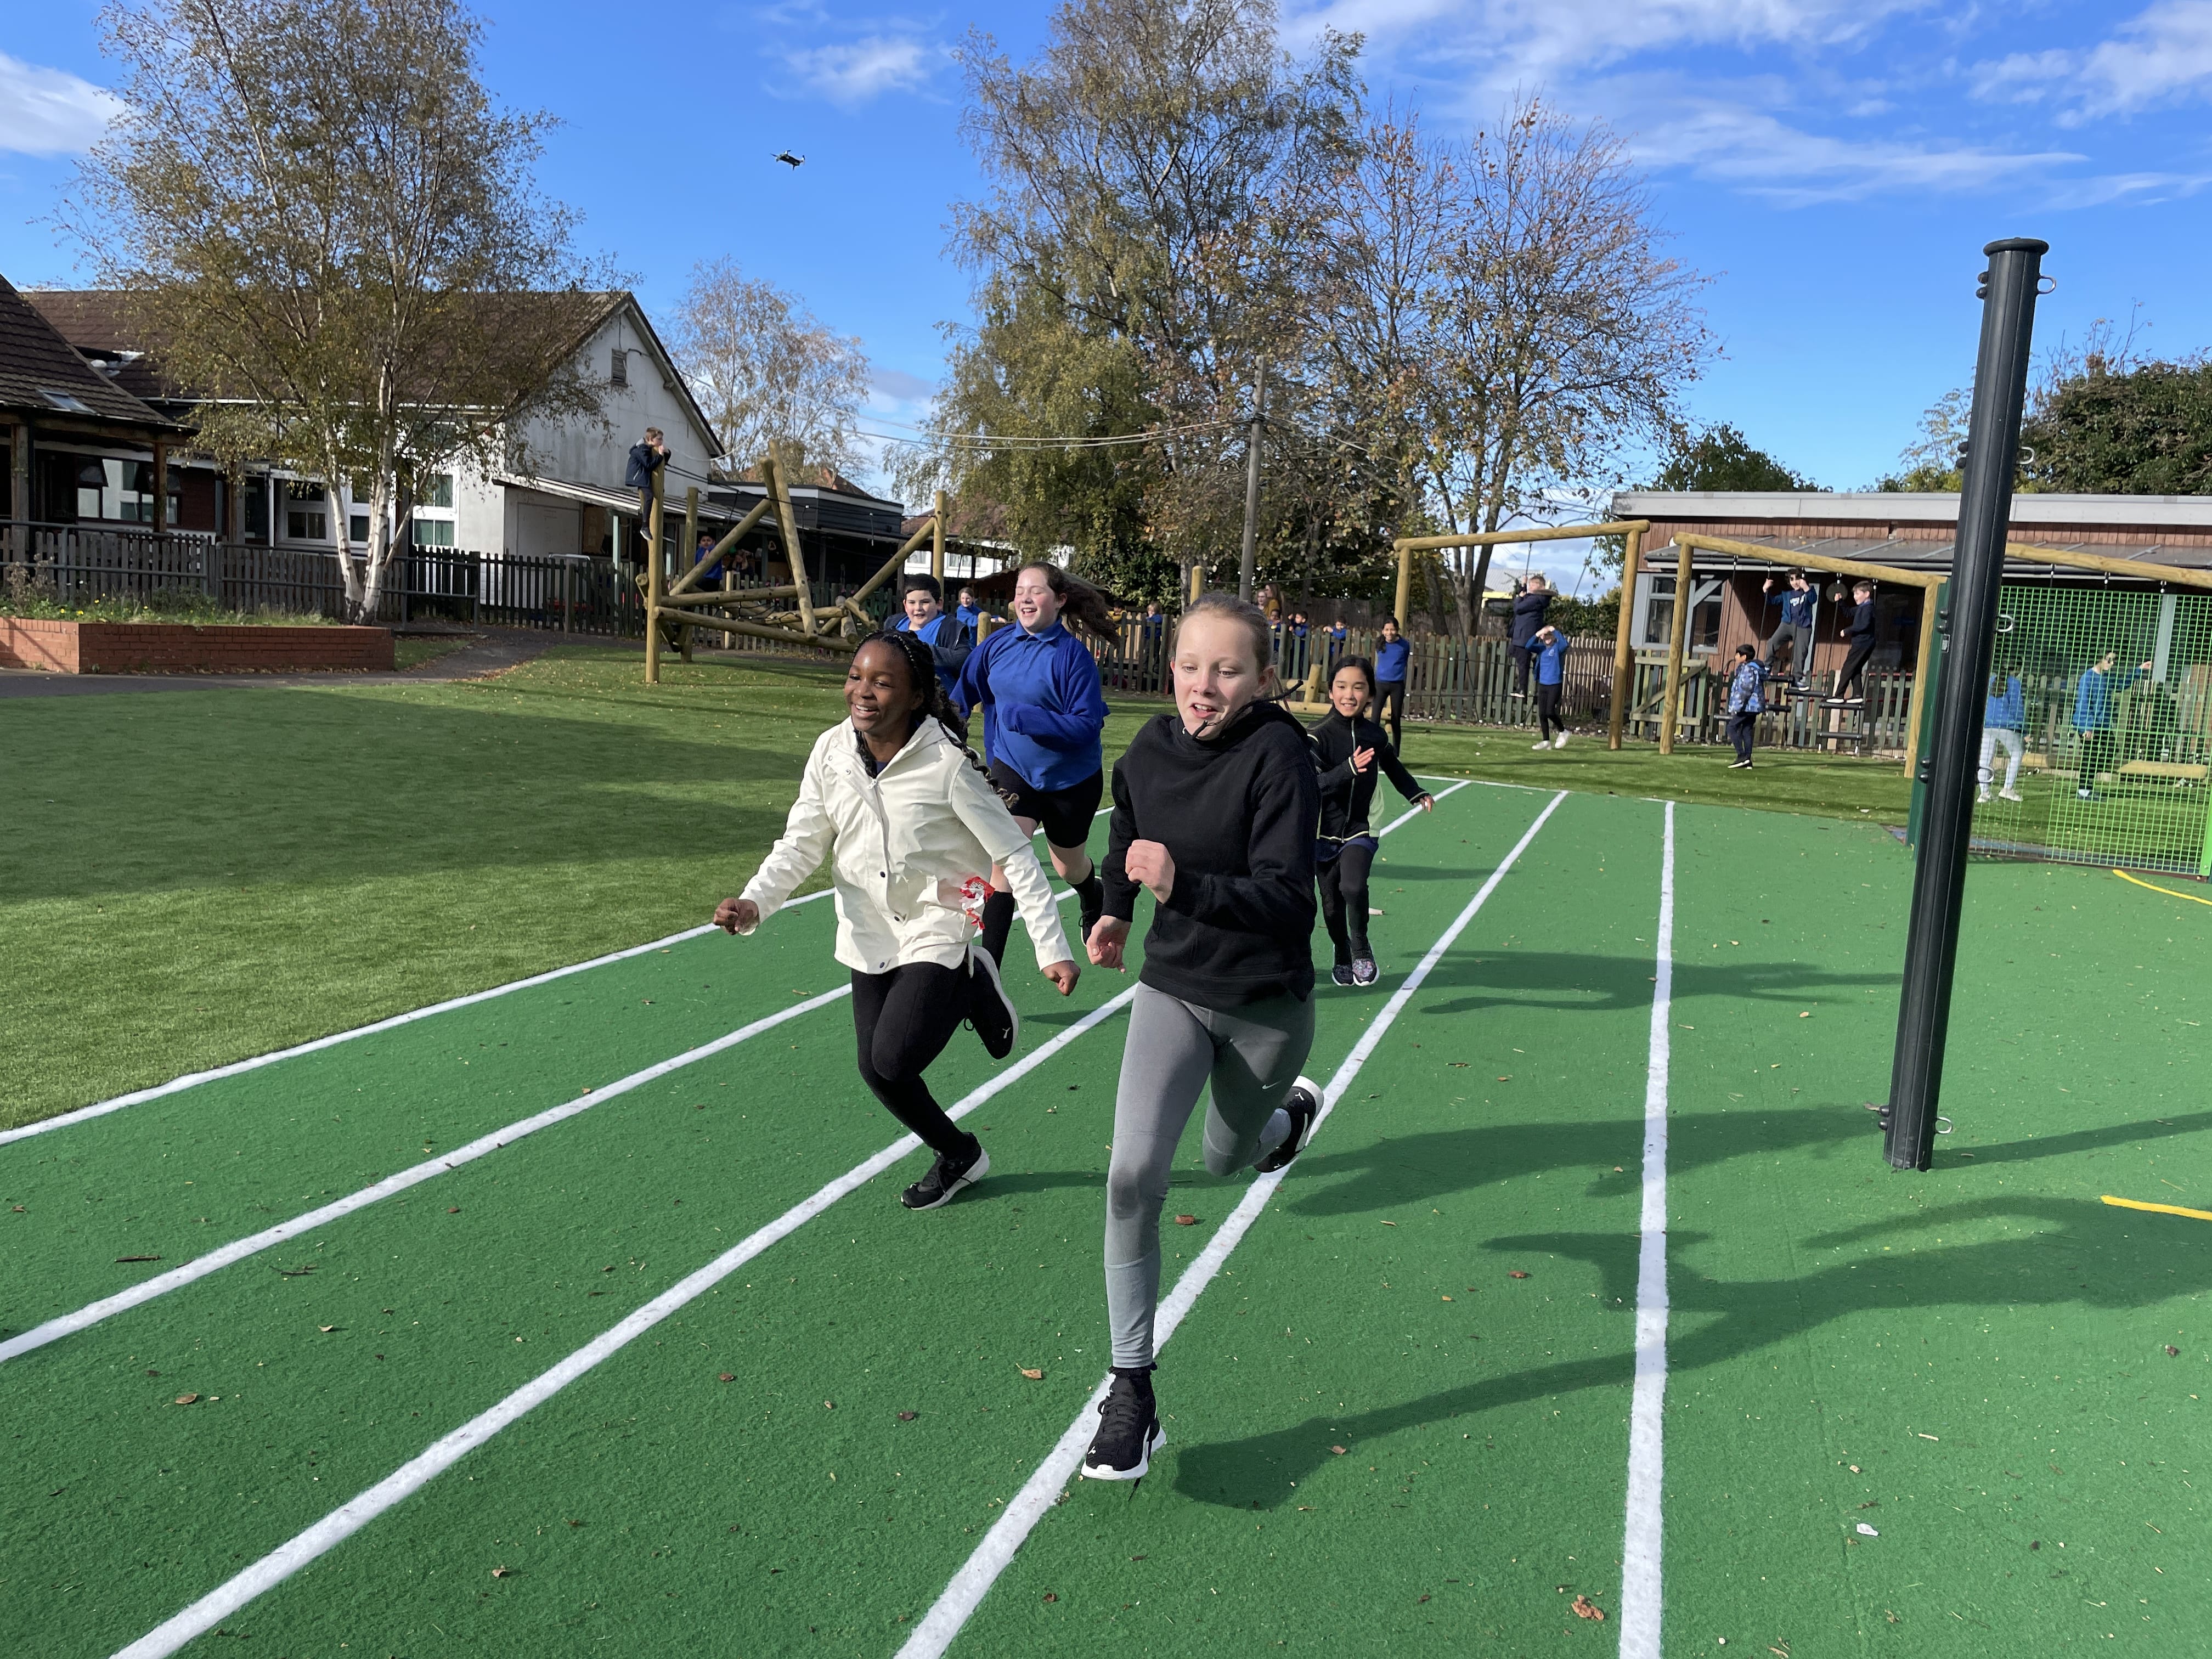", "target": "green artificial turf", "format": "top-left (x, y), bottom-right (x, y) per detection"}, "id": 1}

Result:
top-left (1402, 724), bottom-right (1914, 826)
top-left (0, 648), bottom-right (1164, 1131)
